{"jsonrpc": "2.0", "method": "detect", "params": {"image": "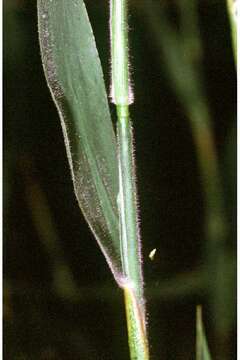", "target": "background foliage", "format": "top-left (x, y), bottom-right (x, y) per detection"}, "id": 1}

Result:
top-left (4, 0), bottom-right (236, 359)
